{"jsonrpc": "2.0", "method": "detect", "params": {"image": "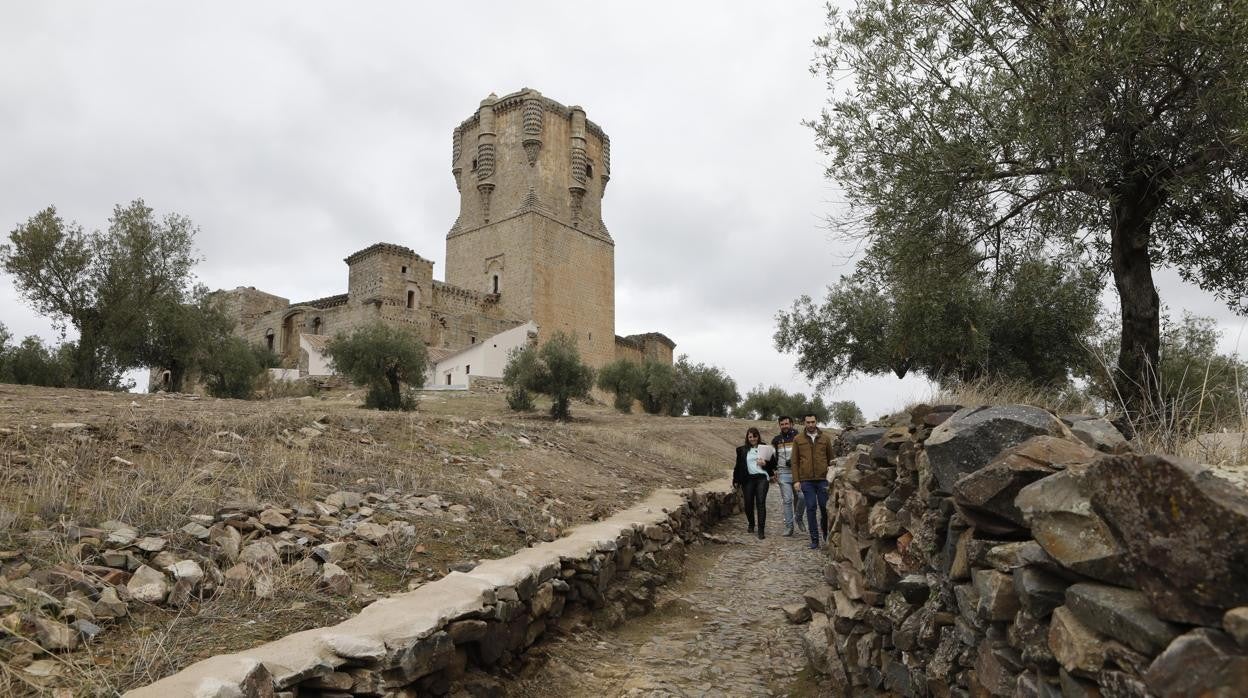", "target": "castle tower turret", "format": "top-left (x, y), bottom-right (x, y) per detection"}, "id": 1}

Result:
top-left (445, 88), bottom-right (616, 368)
